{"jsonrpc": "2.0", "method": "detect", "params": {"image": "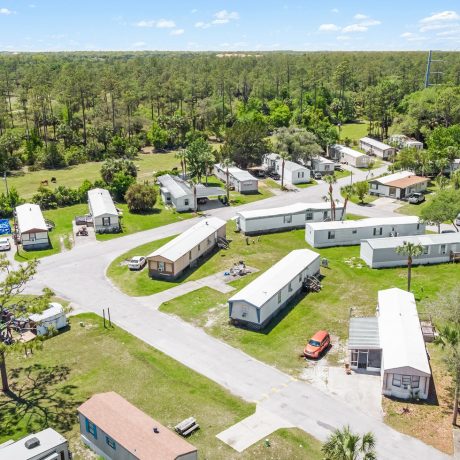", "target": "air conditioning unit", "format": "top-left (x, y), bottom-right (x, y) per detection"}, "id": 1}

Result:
top-left (25, 437), bottom-right (40, 449)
